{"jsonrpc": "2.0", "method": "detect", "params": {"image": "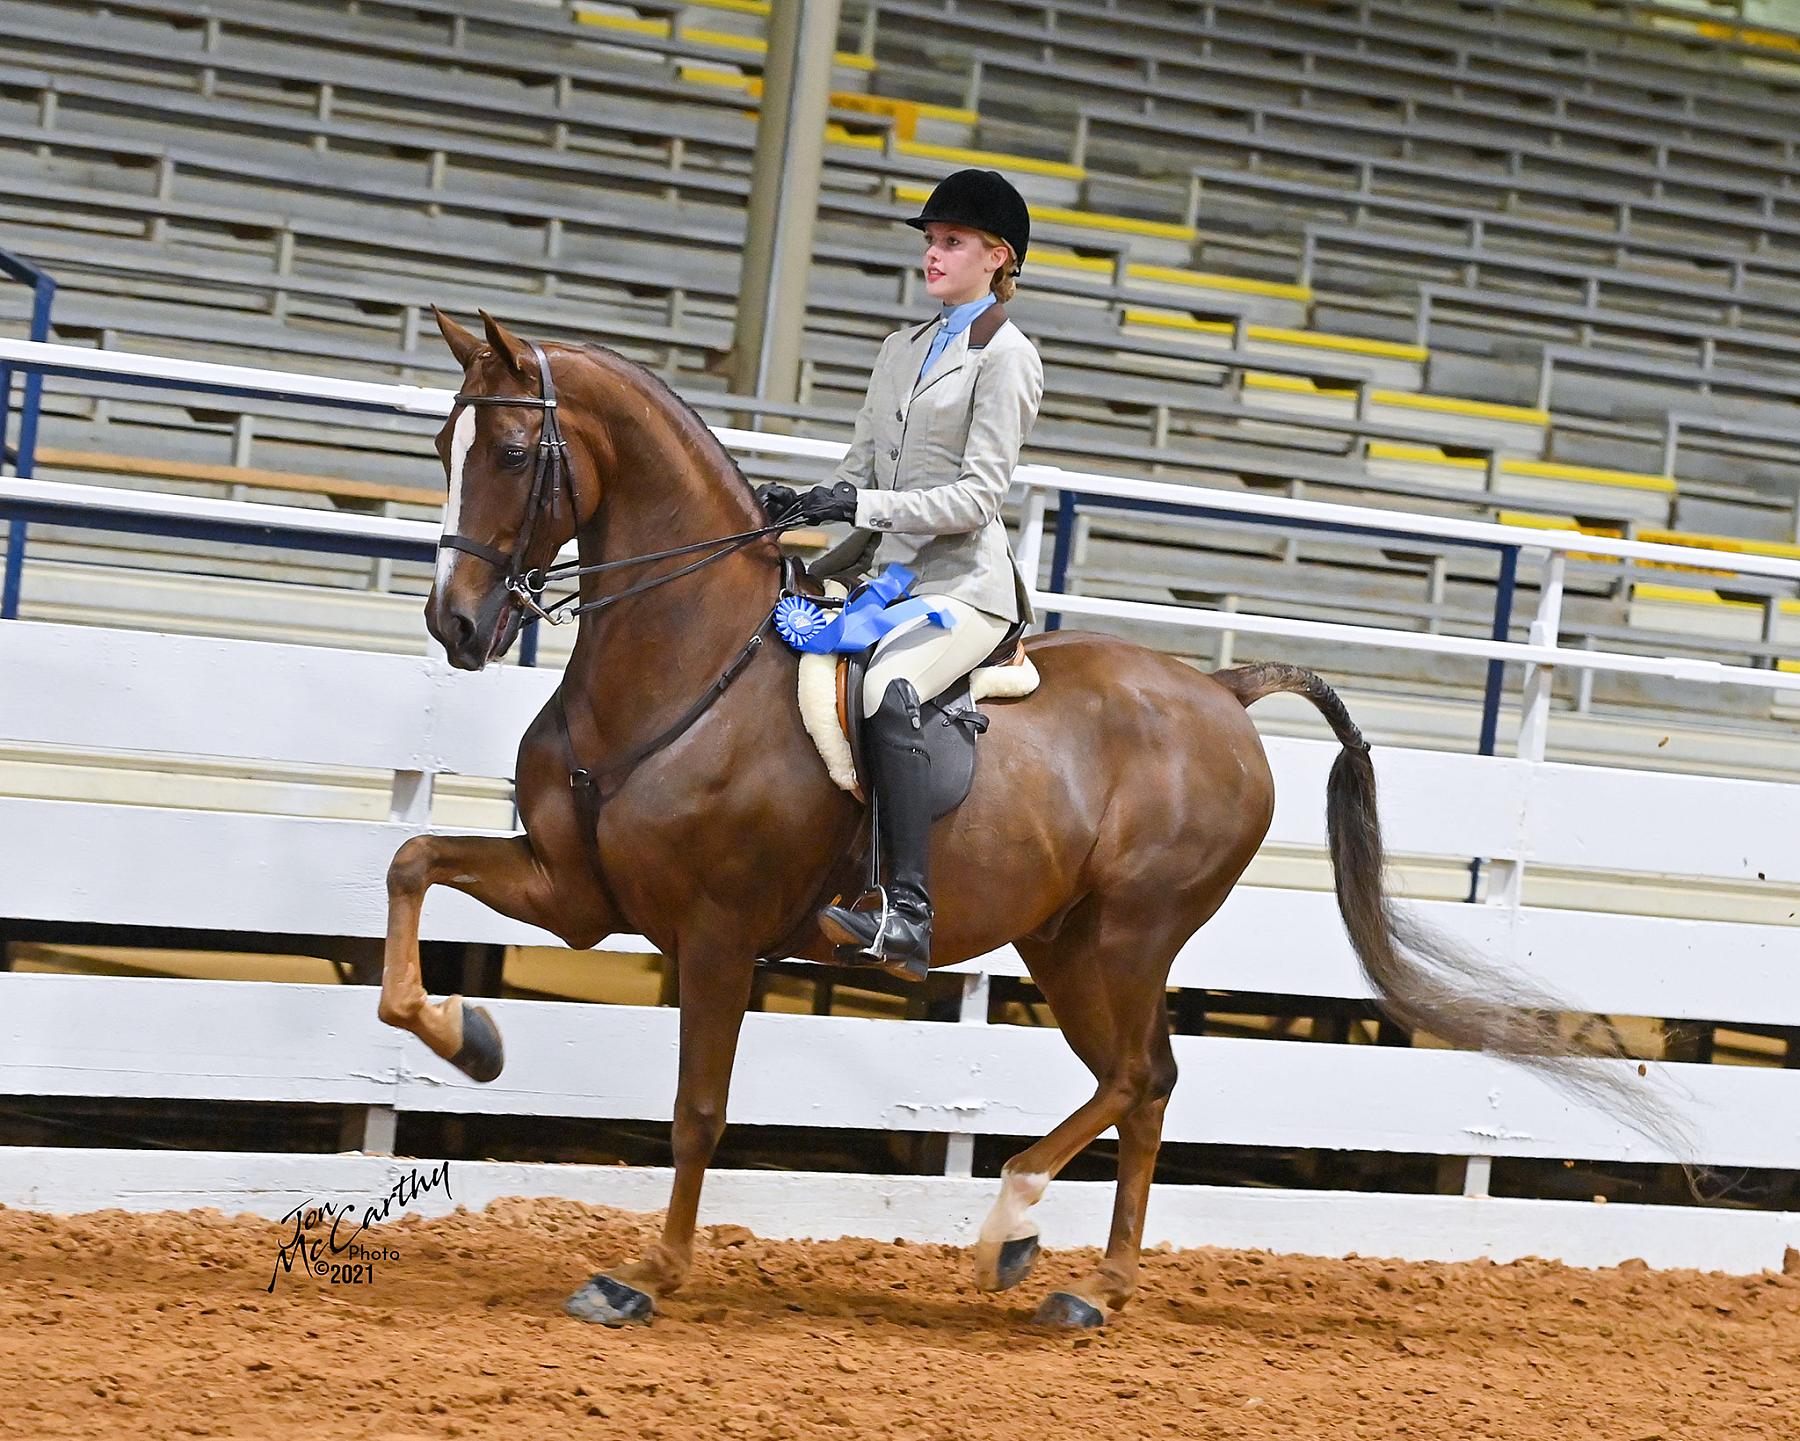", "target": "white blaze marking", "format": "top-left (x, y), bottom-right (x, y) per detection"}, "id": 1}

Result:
top-left (435, 406), bottom-right (476, 596)
top-left (978, 1170), bottom-right (1049, 1246)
